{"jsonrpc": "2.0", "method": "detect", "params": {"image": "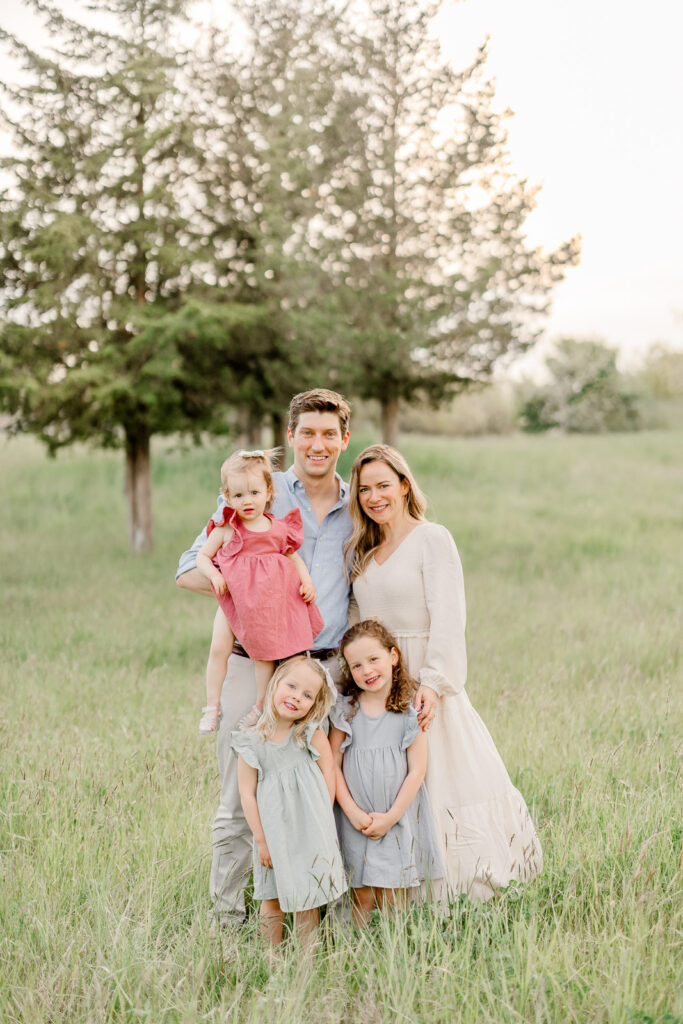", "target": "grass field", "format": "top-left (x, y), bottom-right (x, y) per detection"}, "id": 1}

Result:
top-left (1, 429), bottom-right (681, 1023)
